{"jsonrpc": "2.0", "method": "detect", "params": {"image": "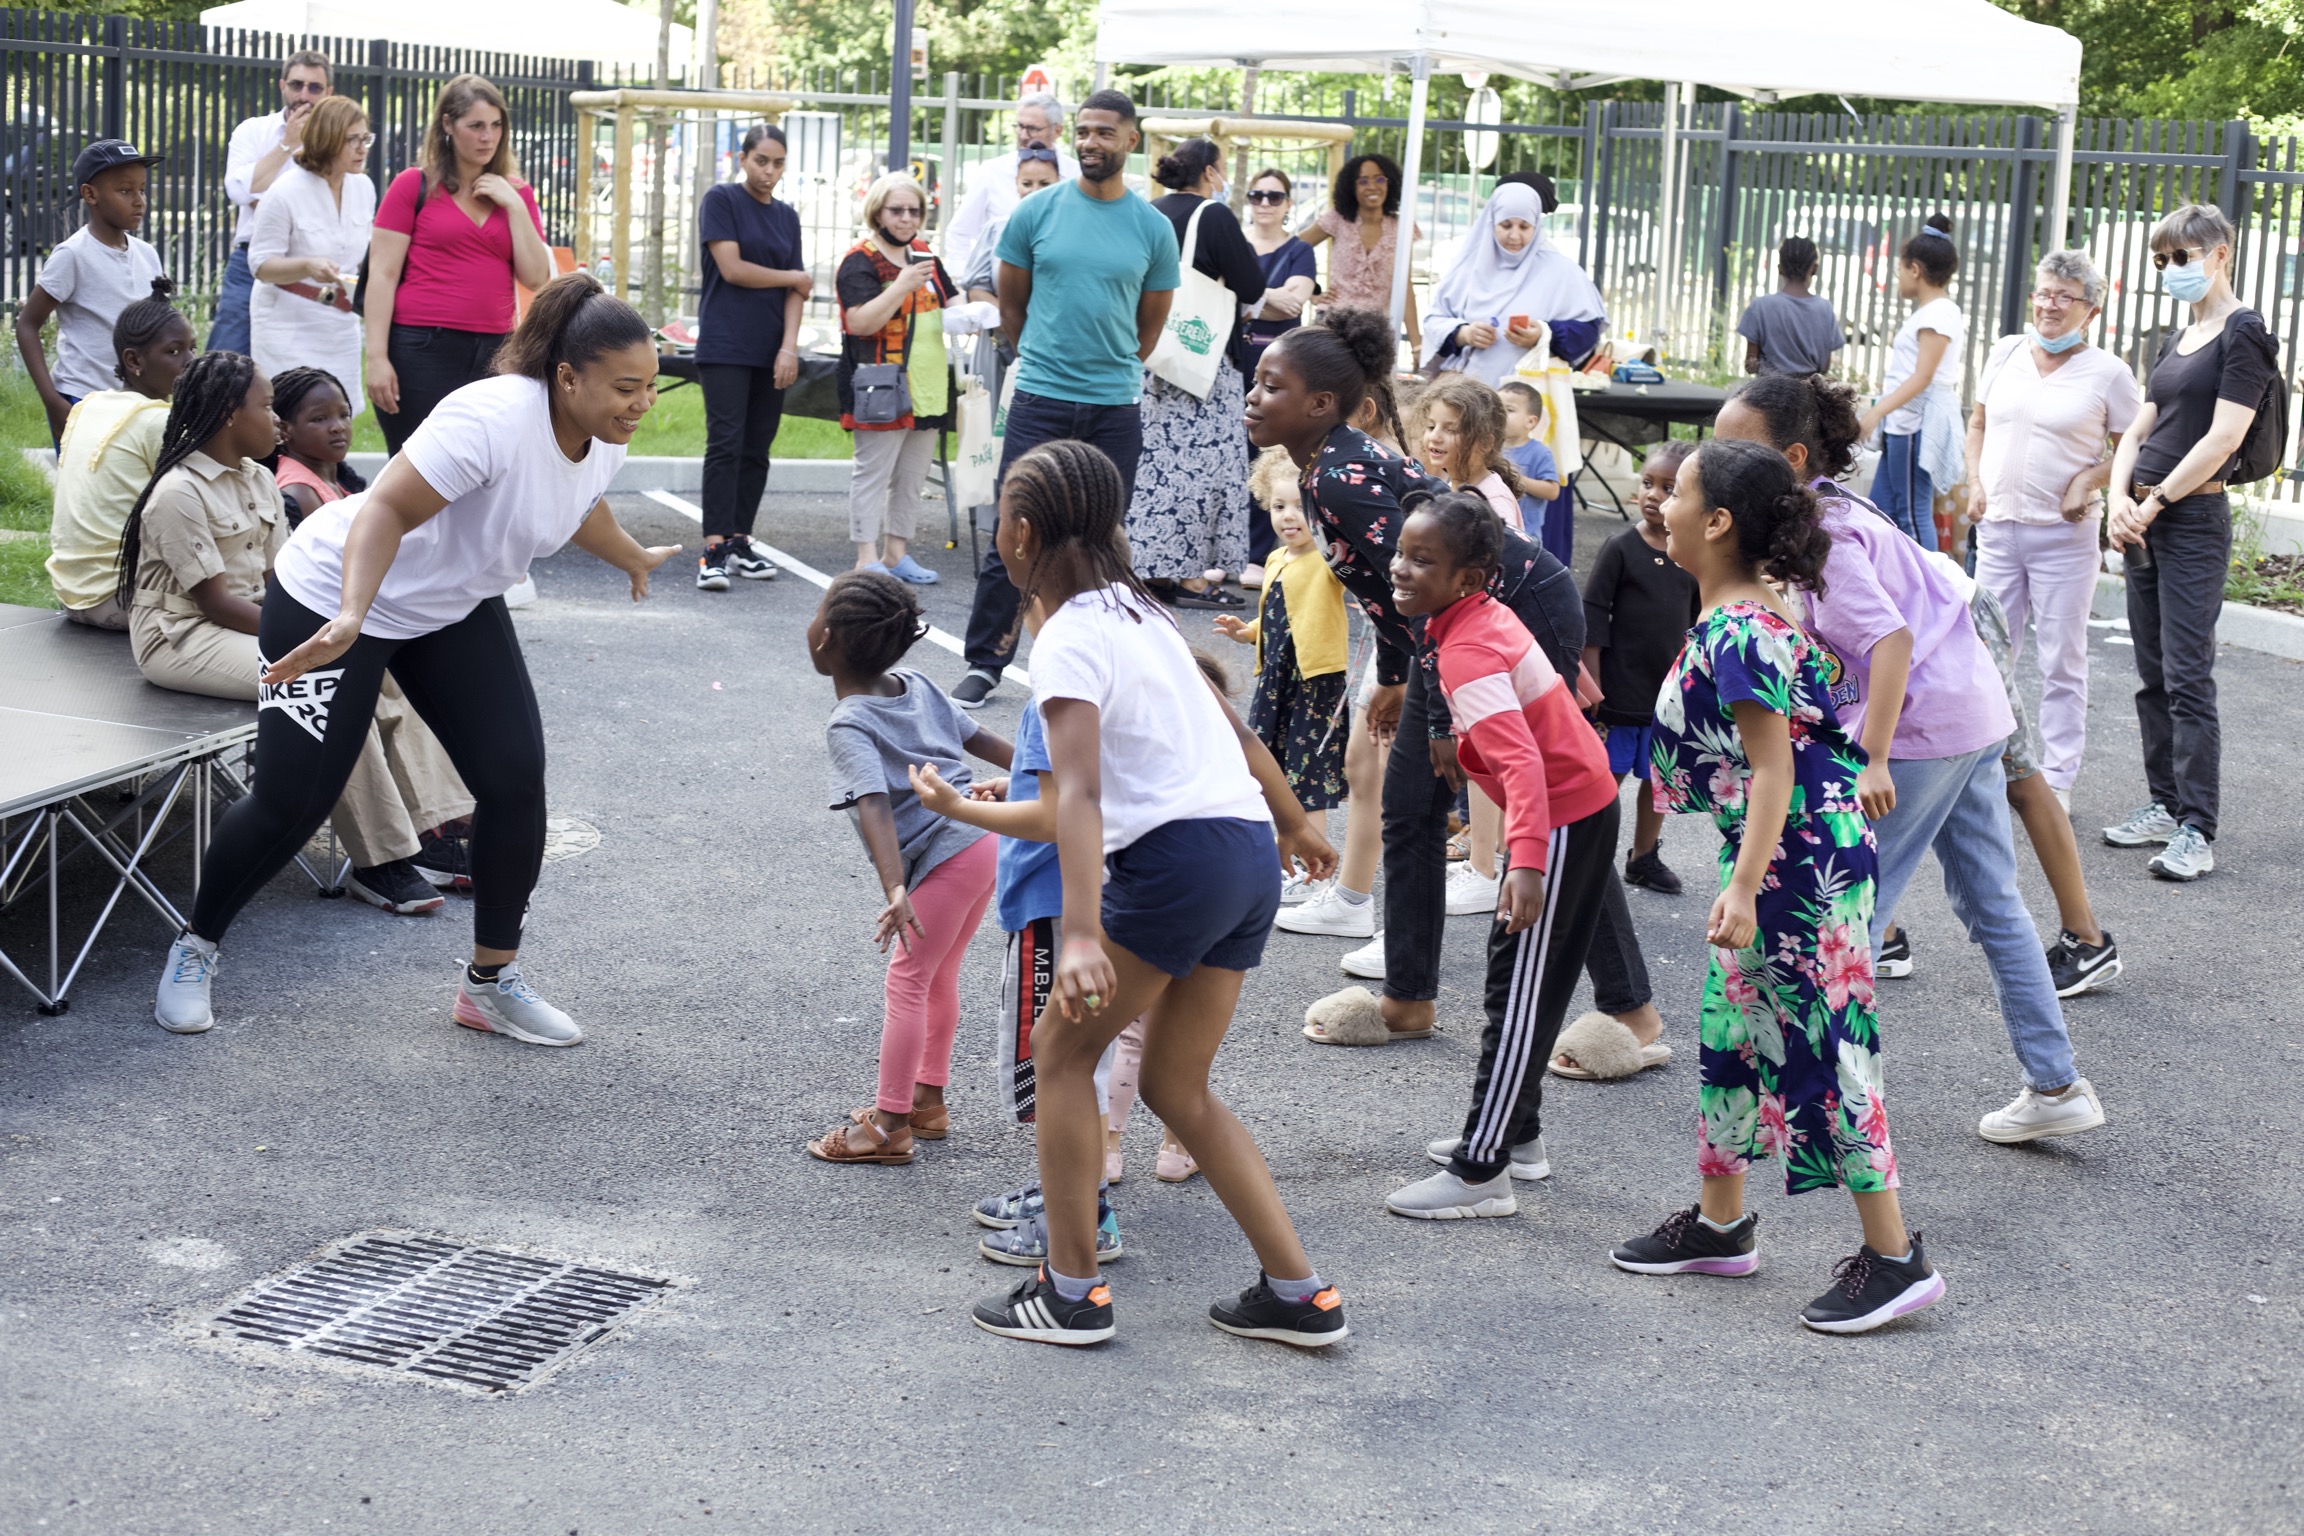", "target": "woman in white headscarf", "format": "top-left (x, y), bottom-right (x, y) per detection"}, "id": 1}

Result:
top-left (1421, 181), bottom-right (1607, 383)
